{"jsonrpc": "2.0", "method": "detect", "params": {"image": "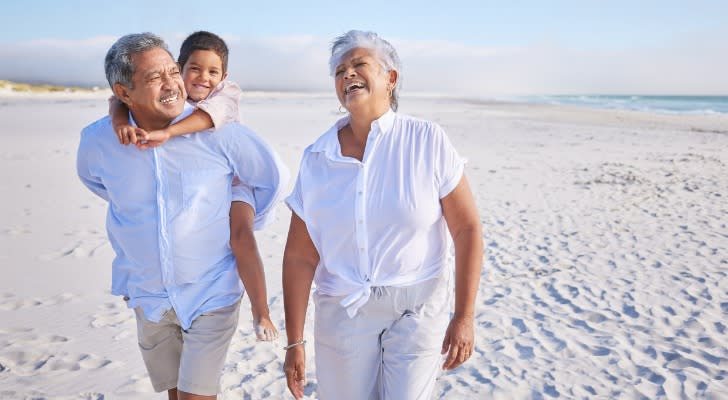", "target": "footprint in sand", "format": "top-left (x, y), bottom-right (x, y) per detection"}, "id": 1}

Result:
top-left (38, 229), bottom-right (109, 261)
top-left (0, 292), bottom-right (77, 311)
top-left (0, 329), bottom-right (114, 377)
top-left (90, 302), bottom-right (134, 329)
